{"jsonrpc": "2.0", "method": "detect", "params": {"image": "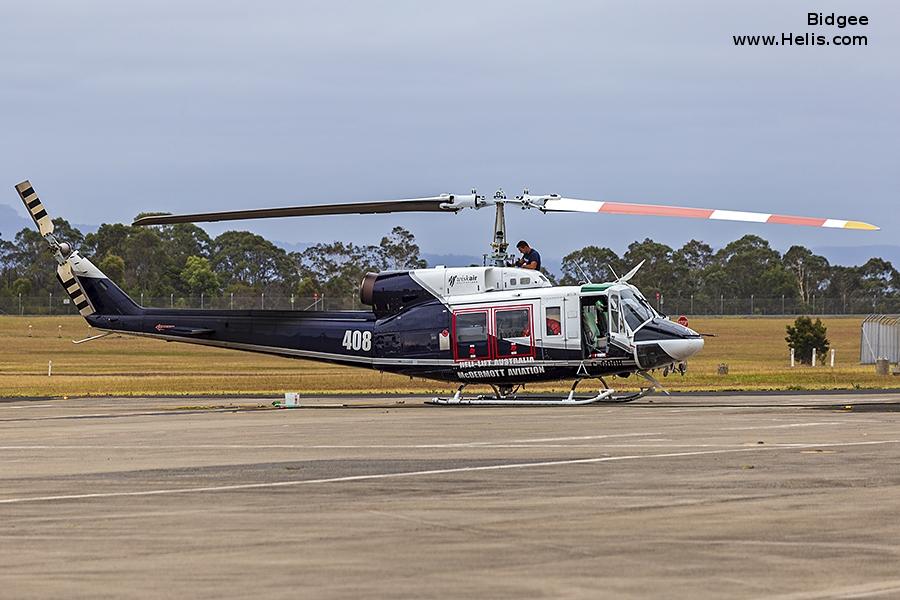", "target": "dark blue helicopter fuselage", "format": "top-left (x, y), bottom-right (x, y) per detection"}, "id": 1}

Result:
top-left (77, 267), bottom-right (701, 386)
